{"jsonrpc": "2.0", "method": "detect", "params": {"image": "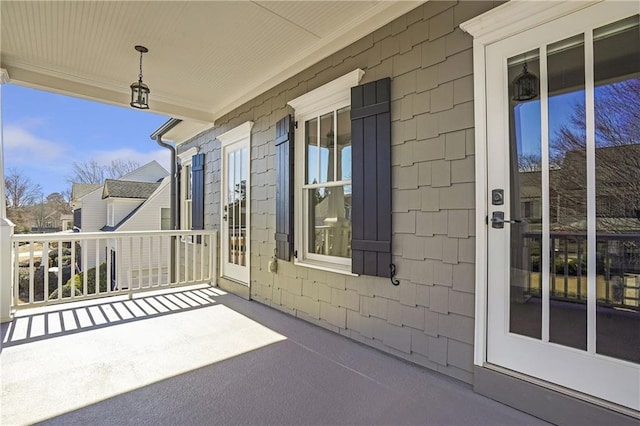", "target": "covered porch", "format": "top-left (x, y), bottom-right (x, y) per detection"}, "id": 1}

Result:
top-left (1, 284), bottom-right (545, 425)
